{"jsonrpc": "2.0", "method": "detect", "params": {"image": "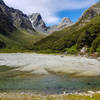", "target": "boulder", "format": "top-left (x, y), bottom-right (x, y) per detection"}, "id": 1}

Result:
top-left (80, 47), bottom-right (88, 55)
